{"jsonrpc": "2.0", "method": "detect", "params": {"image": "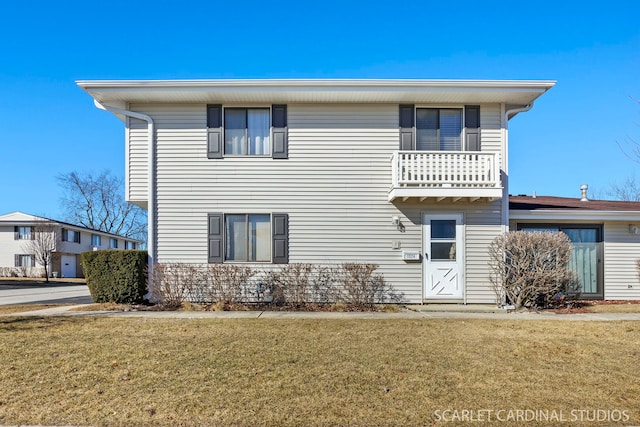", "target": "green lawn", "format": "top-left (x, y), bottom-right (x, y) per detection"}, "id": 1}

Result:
top-left (0, 317), bottom-right (638, 426)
